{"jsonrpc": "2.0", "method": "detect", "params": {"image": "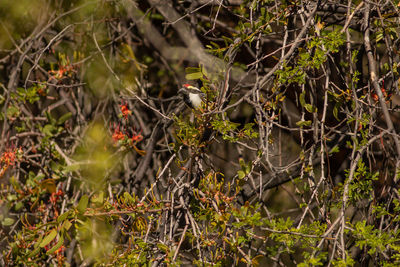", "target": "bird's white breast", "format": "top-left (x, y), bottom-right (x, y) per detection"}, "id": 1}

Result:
top-left (189, 93), bottom-right (203, 108)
